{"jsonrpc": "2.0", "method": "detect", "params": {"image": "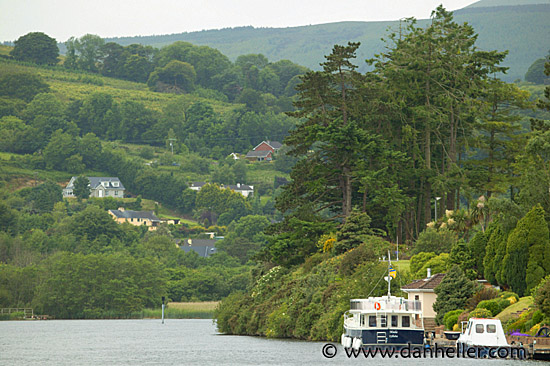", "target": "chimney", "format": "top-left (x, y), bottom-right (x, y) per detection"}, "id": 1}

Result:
top-left (237, 183), bottom-right (241, 188)
top-left (118, 207), bottom-right (125, 212)
top-left (427, 268), bottom-right (431, 278)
